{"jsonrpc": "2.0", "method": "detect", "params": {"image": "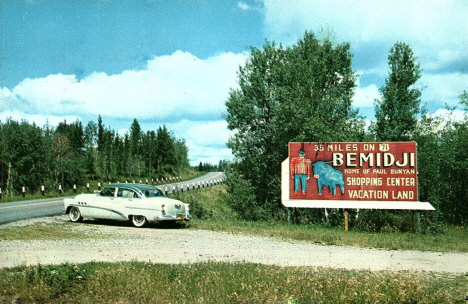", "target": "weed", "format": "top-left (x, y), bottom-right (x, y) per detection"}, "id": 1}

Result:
top-left (1, 262), bottom-right (467, 303)
top-left (1, 185), bottom-right (468, 302)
